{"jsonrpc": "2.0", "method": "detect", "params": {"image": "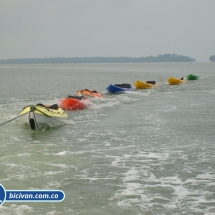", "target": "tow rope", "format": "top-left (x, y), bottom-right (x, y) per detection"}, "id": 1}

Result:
top-left (0, 112), bottom-right (29, 127)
